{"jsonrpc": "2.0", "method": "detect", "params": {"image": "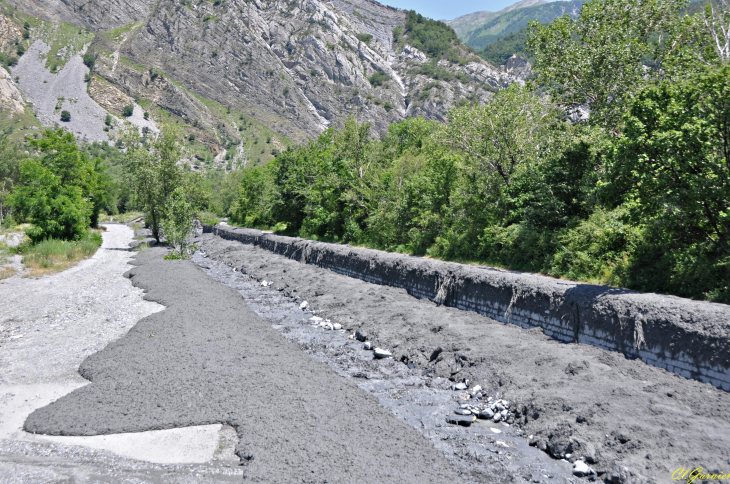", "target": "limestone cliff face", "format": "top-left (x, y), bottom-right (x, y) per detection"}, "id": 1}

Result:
top-left (8, 0), bottom-right (522, 142)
